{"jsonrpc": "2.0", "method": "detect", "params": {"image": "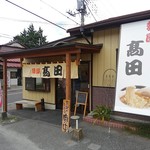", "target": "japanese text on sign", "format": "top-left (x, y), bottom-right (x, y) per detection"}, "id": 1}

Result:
top-left (126, 40), bottom-right (144, 76)
top-left (23, 62), bottom-right (78, 79)
top-left (62, 100), bottom-right (70, 132)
